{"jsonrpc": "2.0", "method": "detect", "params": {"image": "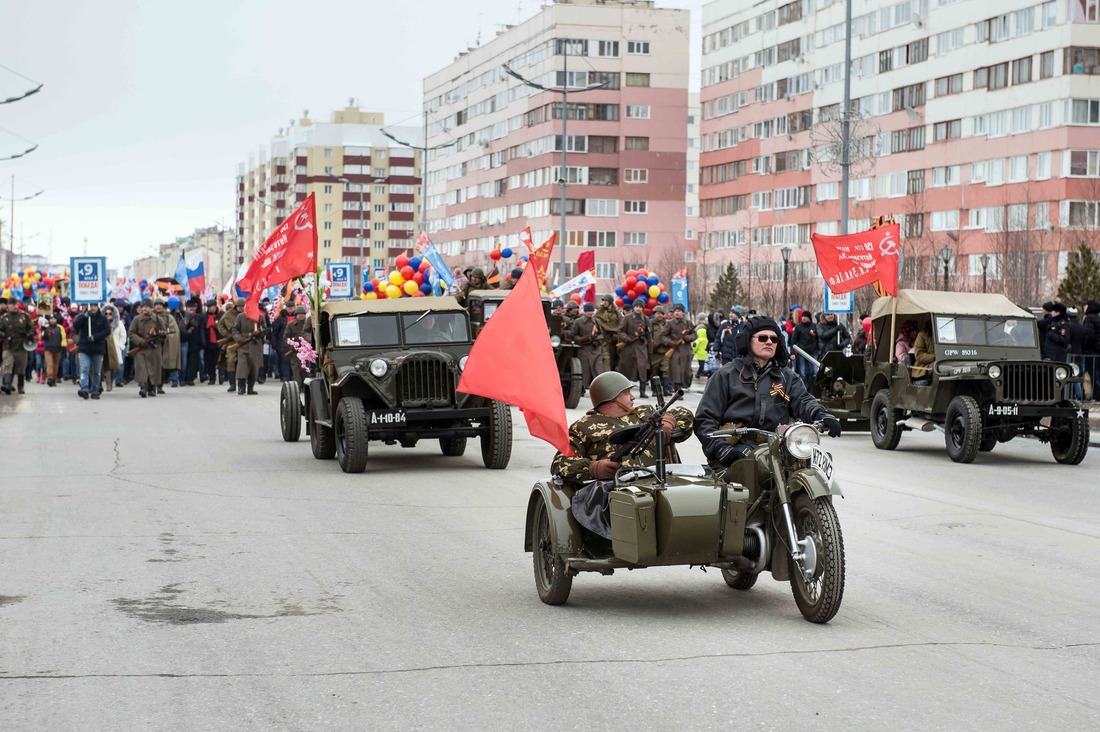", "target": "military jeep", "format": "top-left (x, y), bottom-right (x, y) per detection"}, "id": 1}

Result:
top-left (466, 289), bottom-right (583, 409)
top-left (864, 289), bottom-right (1088, 464)
top-left (279, 296), bottom-right (512, 473)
